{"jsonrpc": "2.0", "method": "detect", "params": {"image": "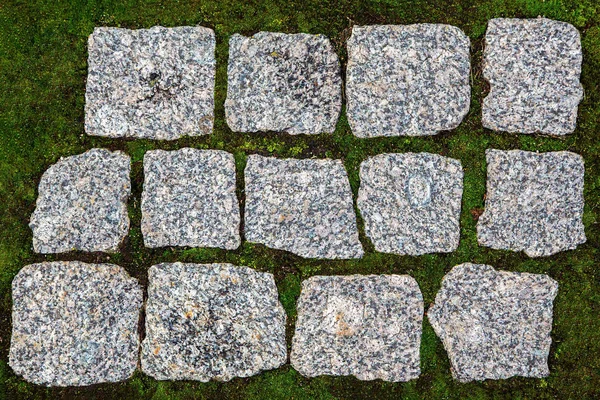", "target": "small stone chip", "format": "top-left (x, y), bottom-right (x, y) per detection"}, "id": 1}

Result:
top-left (346, 24), bottom-right (471, 137)
top-left (85, 26), bottom-right (216, 140)
top-left (141, 263), bottom-right (287, 381)
top-left (141, 148), bottom-right (241, 249)
top-left (244, 155), bottom-right (363, 259)
top-left (477, 149), bottom-right (585, 257)
top-left (482, 18), bottom-right (583, 135)
top-left (30, 148), bottom-right (131, 253)
top-left (291, 275), bottom-right (423, 382)
top-left (9, 261), bottom-right (142, 386)
top-left (225, 32), bottom-right (342, 134)
top-left (428, 263), bottom-right (558, 382)
top-left (358, 153), bottom-right (463, 255)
